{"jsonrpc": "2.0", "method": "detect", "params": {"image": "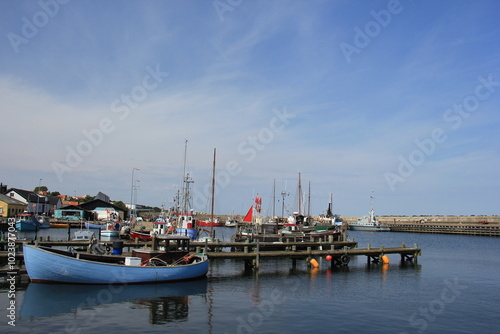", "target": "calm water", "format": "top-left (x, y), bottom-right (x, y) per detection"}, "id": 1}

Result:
top-left (1, 228), bottom-right (499, 333)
